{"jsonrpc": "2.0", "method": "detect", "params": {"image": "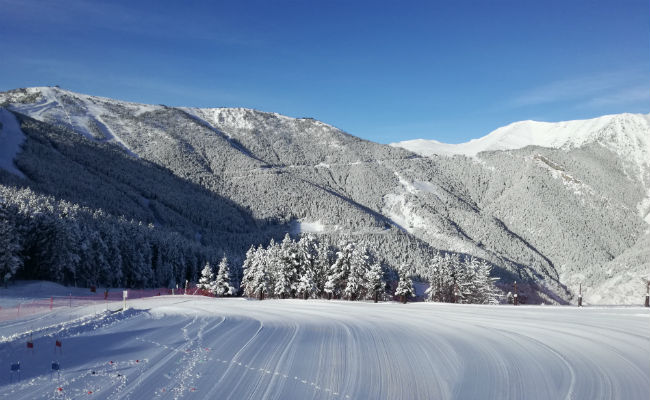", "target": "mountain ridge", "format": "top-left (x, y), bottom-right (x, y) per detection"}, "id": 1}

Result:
top-left (392, 112), bottom-right (650, 161)
top-left (1, 86), bottom-right (647, 304)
